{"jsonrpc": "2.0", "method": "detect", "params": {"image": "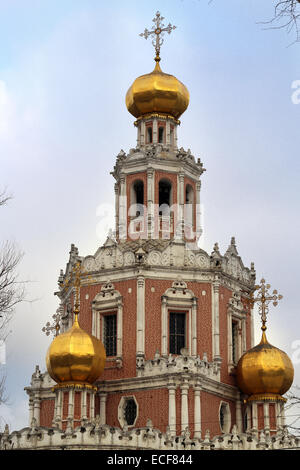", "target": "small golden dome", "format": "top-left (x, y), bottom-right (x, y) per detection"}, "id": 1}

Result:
top-left (126, 60), bottom-right (189, 120)
top-left (46, 314), bottom-right (106, 386)
top-left (236, 330), bottom-right (294, 402)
